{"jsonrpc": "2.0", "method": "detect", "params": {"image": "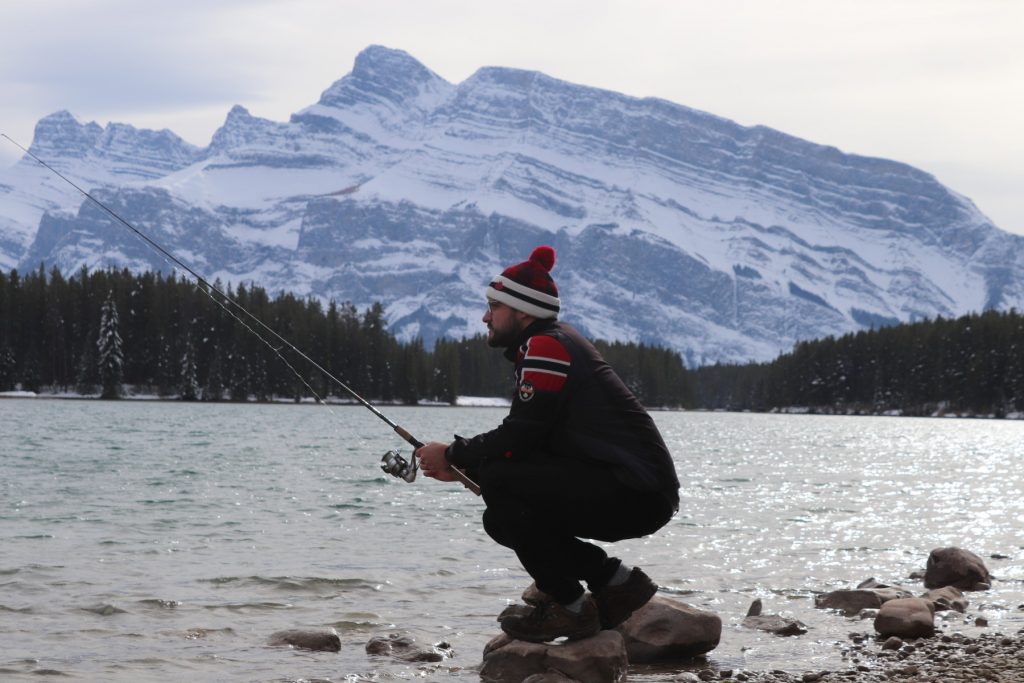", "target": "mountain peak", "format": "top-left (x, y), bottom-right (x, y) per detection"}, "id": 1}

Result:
top-left (29, 110), bottom-right (103, 159)
top-left (39, 109), bottom-right (79, 123)
top-left (352, 45), bottom-right (432, 78)
top-left (220, 105), bottom-right (256, 130)
top-left (316, 45), bottom-right (451, 111)
top-left (206, 105), bottom-right (278, 156)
